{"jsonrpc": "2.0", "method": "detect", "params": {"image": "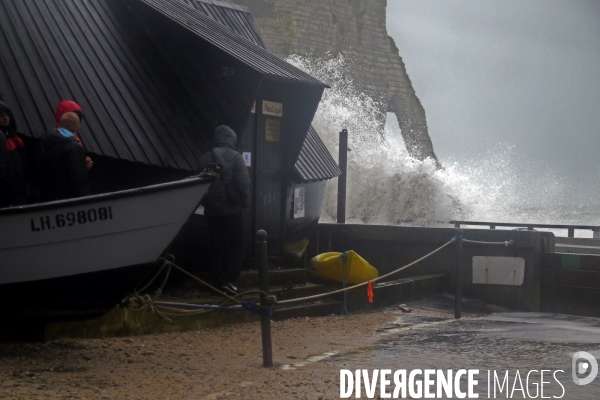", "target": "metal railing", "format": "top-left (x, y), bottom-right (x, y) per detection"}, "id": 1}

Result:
top-left (450, 220), bottom-right (600, 238)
